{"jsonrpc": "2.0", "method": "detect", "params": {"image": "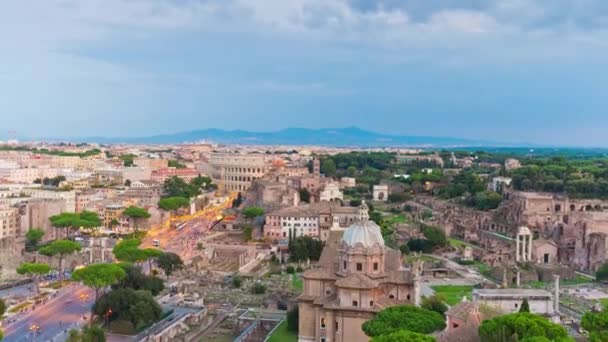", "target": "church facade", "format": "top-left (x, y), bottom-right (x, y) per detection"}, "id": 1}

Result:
top-left (298, 203), bottom-right (421, 342)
